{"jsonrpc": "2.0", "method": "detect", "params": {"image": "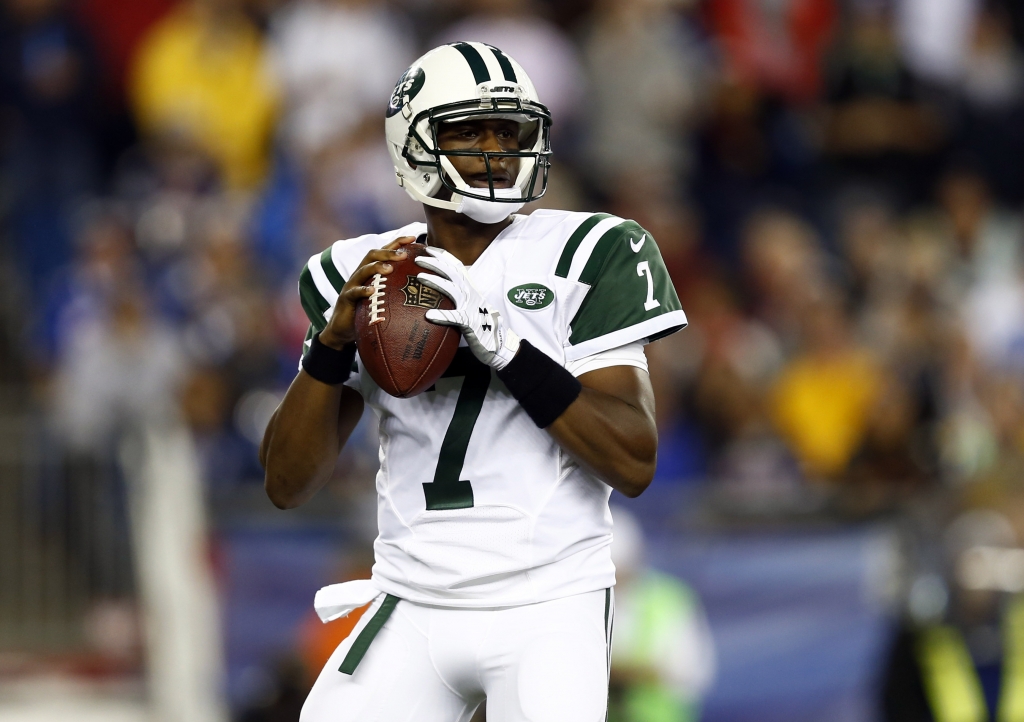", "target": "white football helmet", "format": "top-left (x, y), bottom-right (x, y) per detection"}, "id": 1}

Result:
top-left (385, 42), bottom-right (552, 223)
